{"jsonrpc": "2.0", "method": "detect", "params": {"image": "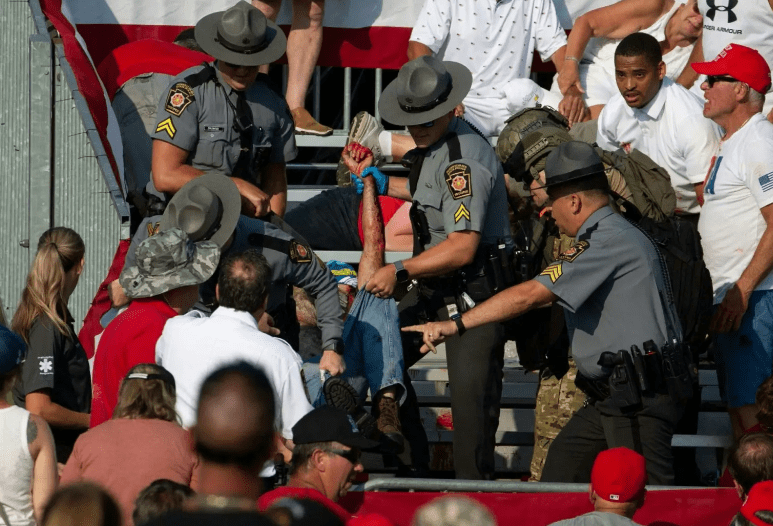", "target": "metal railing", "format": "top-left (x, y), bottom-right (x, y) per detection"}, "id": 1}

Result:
top-left (352, 479), bottom-right (705, 493)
